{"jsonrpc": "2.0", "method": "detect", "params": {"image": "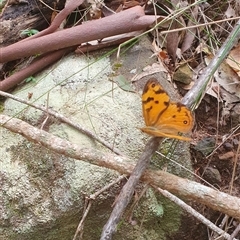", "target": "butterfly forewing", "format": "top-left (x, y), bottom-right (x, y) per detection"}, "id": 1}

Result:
top-left (142, 78), bottom-right (170, 126)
